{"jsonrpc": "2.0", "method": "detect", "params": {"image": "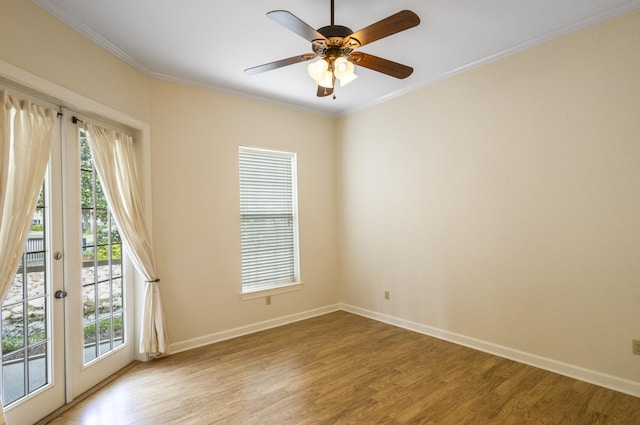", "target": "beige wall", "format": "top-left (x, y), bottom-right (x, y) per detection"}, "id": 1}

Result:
top-left (2, 0), bottom-right (639, 392)
top-left (337, 9), bottom-right (640, 384)
top-left (0, 0), bottom-right (150, 121)
top-left (149, 79), bottom-right (339, 343)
